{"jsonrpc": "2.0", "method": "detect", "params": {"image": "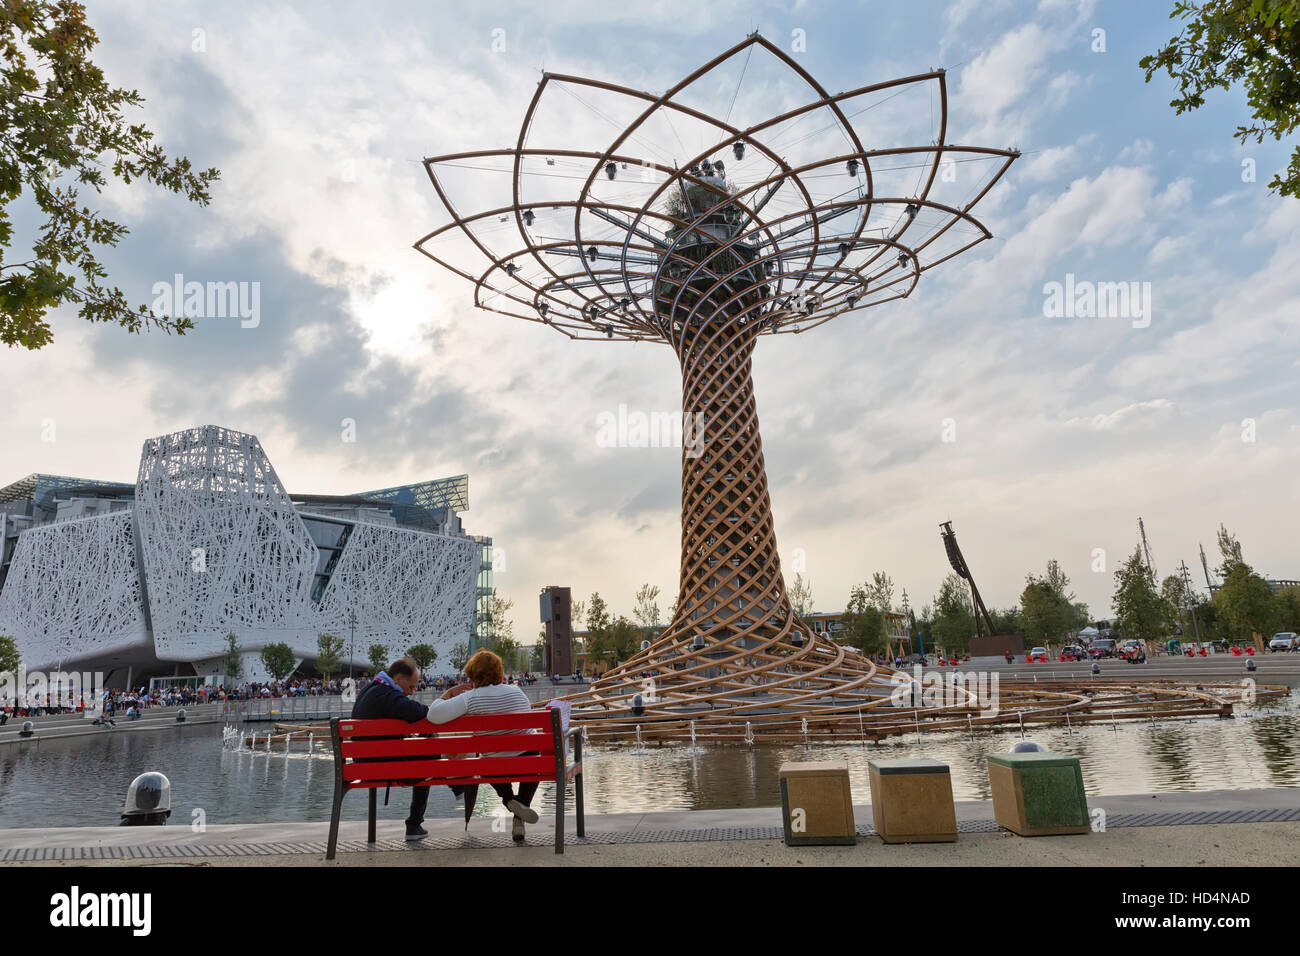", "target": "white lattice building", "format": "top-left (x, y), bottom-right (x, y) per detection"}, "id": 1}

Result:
top-left (0, 426), bottom-right (483, 684)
